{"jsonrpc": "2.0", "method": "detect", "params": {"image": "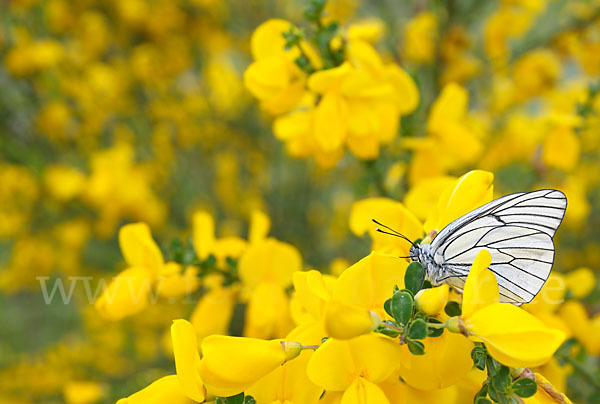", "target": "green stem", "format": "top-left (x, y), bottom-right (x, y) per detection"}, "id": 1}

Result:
top-left (426, 321), bottom-right (447, 329)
